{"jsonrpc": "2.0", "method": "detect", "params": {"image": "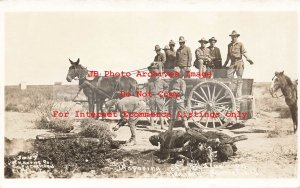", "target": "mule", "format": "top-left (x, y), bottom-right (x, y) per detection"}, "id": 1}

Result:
top-left (270, 71), bottom-right (297, 133)
top-left (66, 58), bottom-right (137, 118)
